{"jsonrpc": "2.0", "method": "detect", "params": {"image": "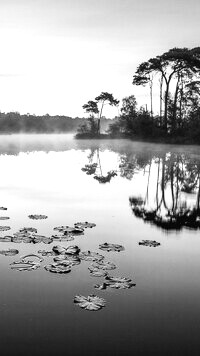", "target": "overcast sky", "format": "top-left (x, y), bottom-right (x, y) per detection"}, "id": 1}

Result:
top-left (0, 0), bottom-right (199, 117)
